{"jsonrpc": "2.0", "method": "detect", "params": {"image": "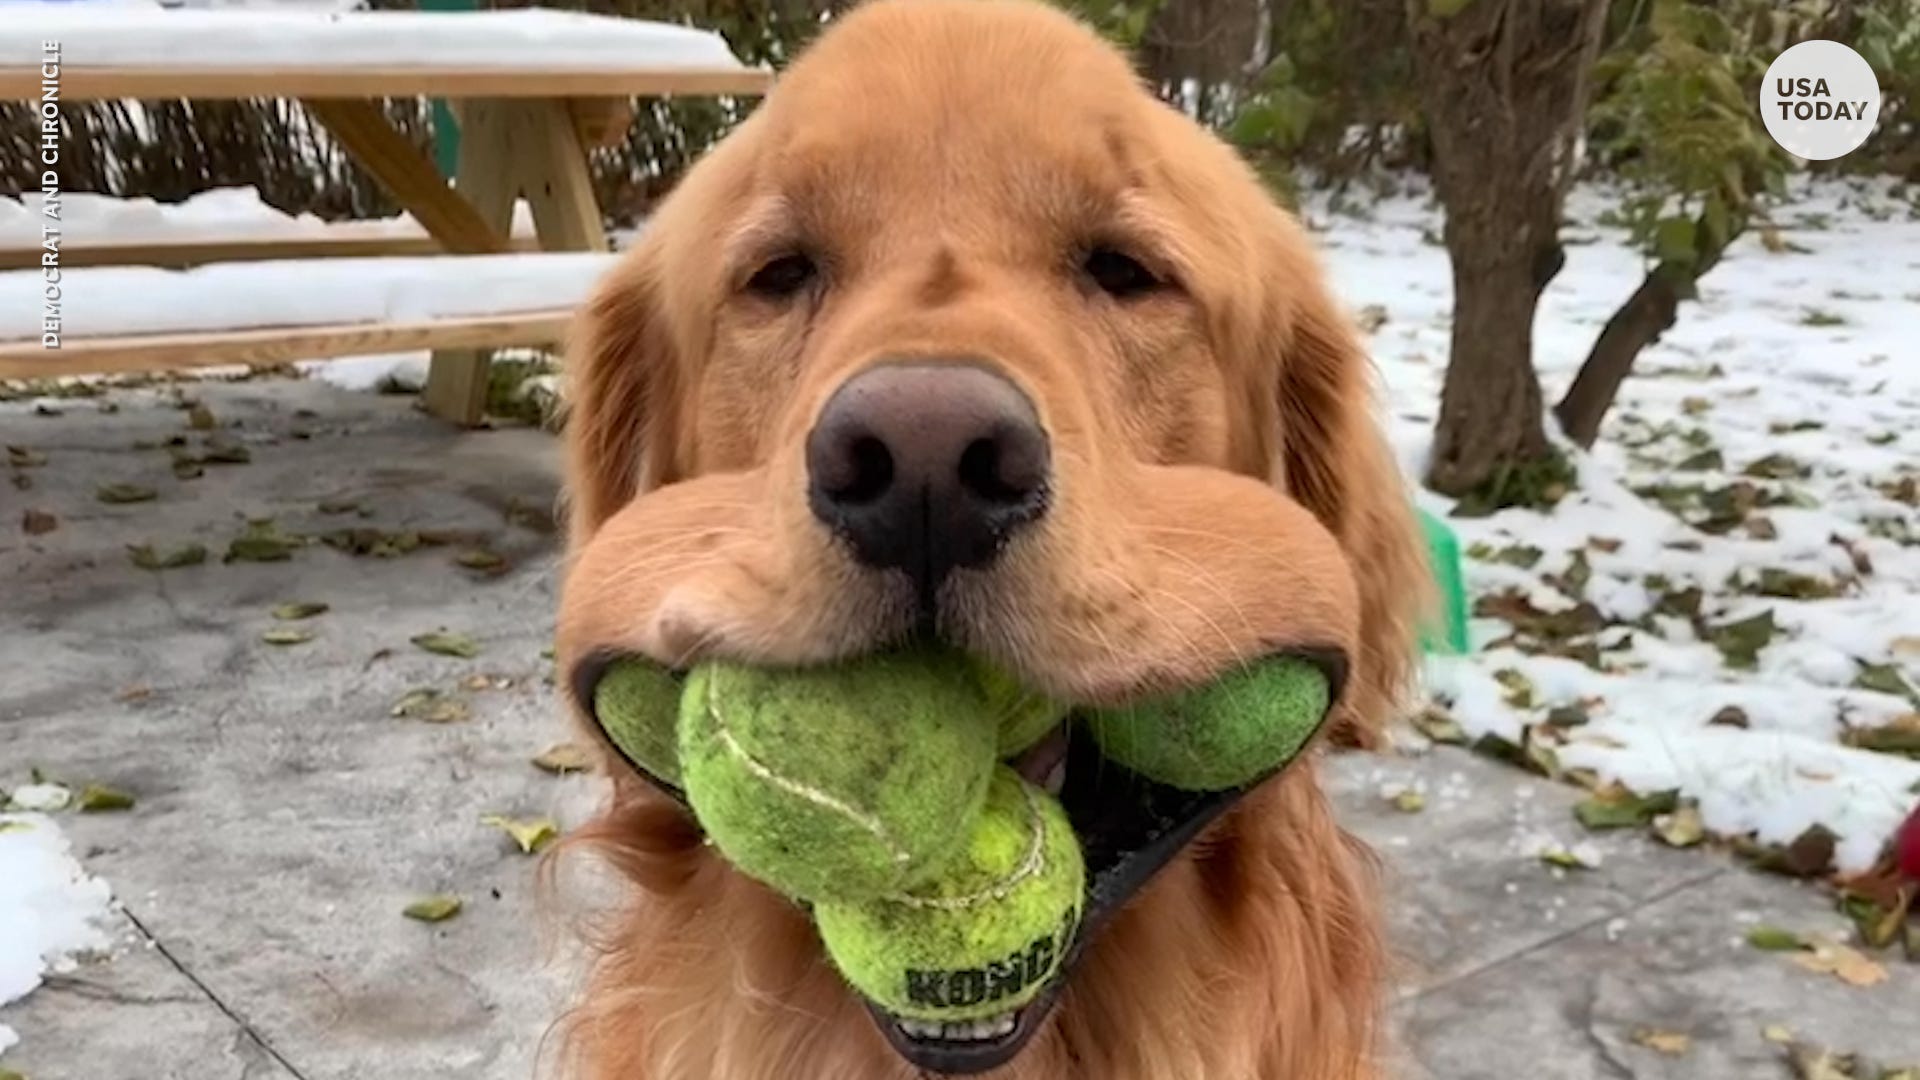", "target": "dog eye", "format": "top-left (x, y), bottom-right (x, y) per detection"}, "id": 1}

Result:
top-left (1083, 247), bottom-right (1161, 298)
top-left (746, 253), bottom-right (817, 298)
